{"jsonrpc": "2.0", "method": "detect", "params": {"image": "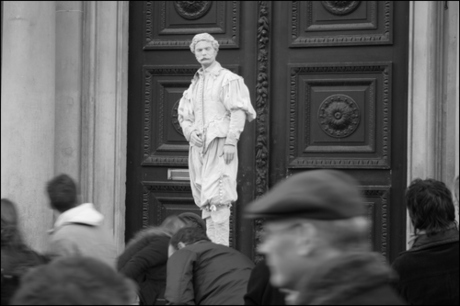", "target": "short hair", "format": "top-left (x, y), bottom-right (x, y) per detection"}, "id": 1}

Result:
top-left (2, 198), bottom-right (20, 247)
top-left (11, 256), bottom-right (136, 305)
top-left (406, 179), bottom-right (456, 234)
top-left (189, 33), bottom-right (219, 54)
top-left (170, 227), bottom-right (210, 251)
top-left (178, 212), bottom-right (207, 231)
top-left (46, 174), bottom-right (77, 213)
